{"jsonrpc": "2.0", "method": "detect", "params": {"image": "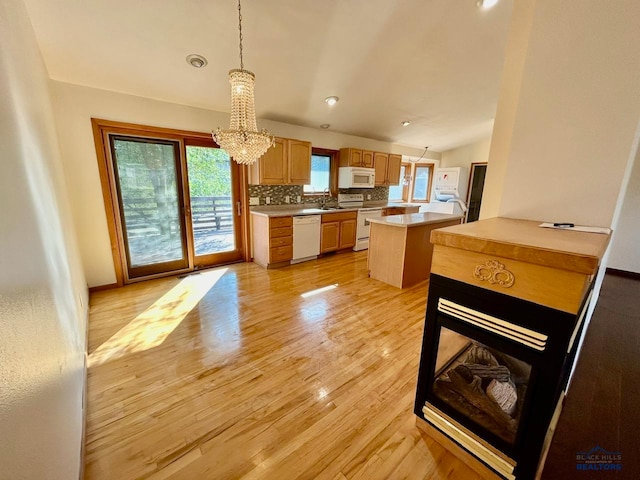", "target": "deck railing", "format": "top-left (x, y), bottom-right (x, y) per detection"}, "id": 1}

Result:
top-left (122, 196), bottom-right (233, 236)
